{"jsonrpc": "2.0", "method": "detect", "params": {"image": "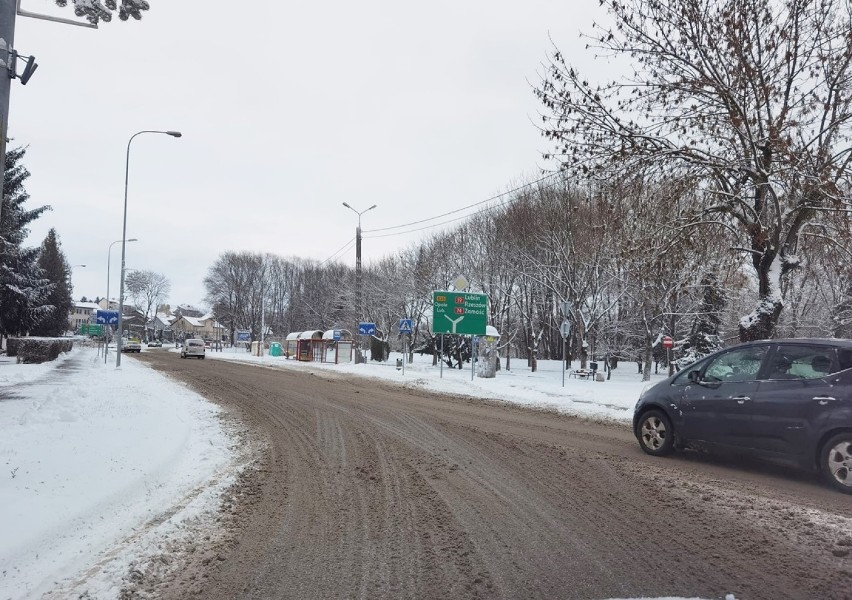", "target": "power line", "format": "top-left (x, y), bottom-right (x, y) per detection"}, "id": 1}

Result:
top-left (362, 172), bottom-right (561, 234)
top-left (320, 236), bottom-right (356, 265)
top-left (363, 172), bottom-right (565, 240)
